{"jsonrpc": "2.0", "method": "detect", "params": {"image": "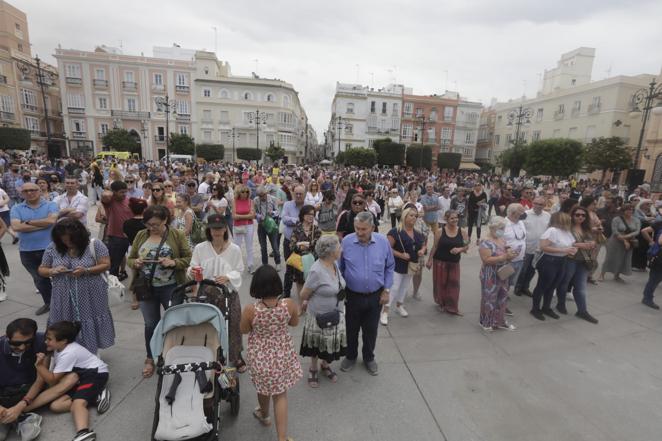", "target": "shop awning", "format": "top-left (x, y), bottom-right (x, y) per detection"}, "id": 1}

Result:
top-left (459, 162), bottom-right (481, 170)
